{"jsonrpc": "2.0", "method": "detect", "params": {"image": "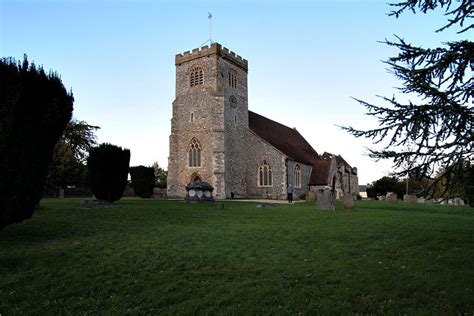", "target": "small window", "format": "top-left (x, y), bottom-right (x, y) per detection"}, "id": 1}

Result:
top-left (190, 66), bottom-right (204, 87)
top-left (190, 112), bottom-right (194, 123)
top-left (258, 160), bottom-right (272, 187)
top-left (188, 138), bottom-right (202, 167)
top-left (294, 164), bottom-right (301, 188)
top-left (228, 69), bottom-right (237, 89)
